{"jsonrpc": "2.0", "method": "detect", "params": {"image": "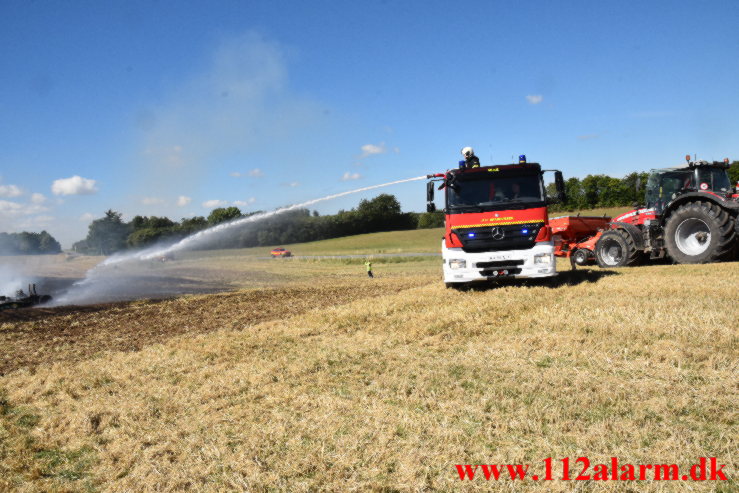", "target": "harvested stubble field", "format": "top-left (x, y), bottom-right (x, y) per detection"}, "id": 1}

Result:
top-left (0, 244), bottom-right (737, 492)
